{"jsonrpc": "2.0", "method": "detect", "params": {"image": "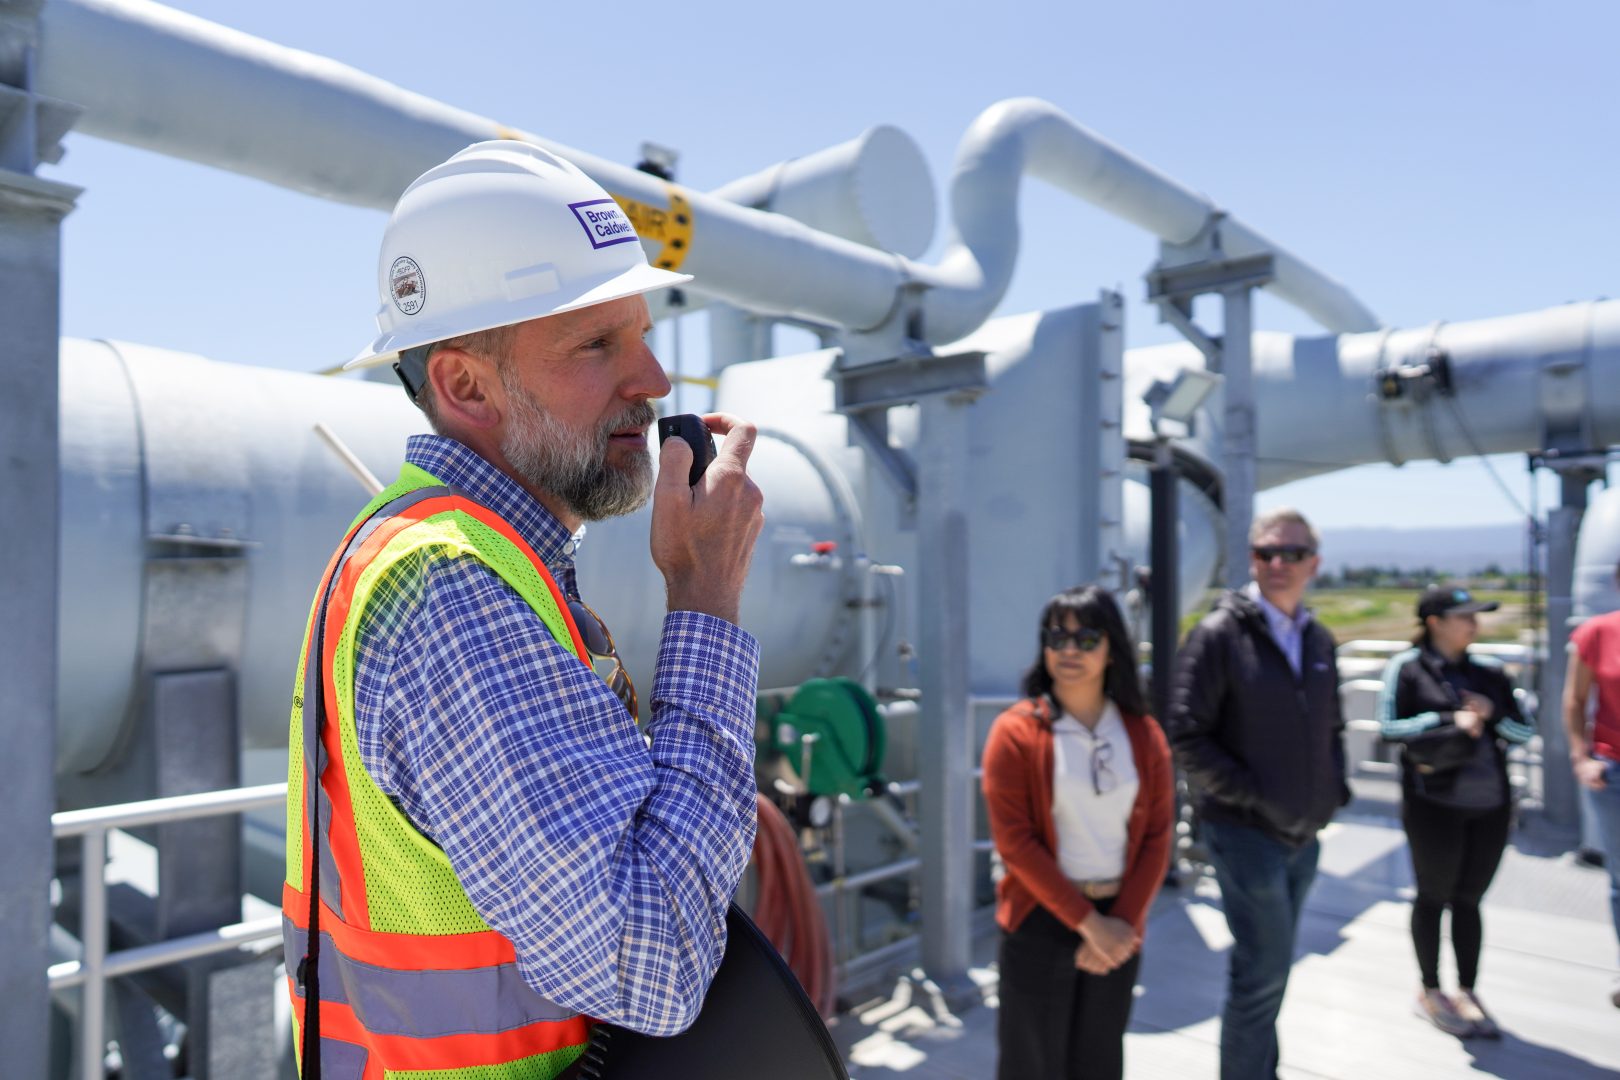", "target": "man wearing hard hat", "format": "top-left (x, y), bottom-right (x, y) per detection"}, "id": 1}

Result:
top-left (281, 141), bottom-right (765, 1079)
